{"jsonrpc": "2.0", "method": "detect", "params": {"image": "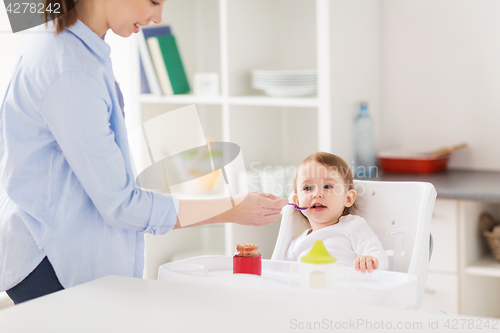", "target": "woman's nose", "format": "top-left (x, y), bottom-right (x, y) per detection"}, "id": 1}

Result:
top-left (151, 9), bottom-right (163, 24)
